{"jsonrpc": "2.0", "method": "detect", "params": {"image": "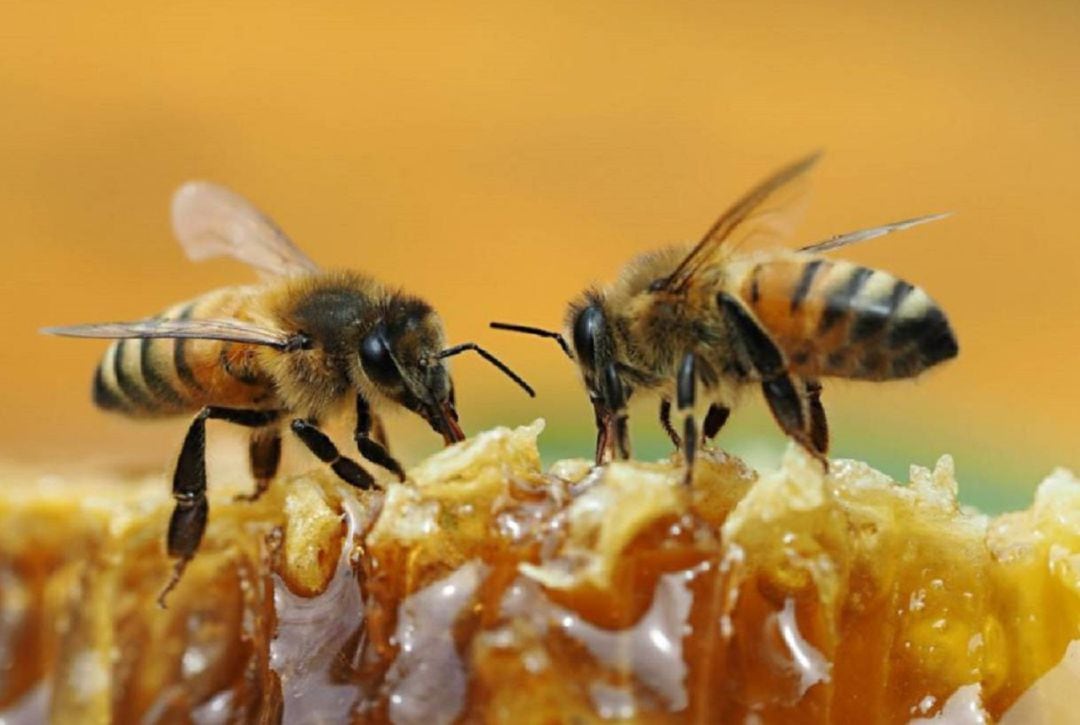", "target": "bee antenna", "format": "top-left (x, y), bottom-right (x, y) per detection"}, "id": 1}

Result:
top-left (438, 343), bottom-right (536, 398)
top-left (489, 322), bottom-right (574, 360)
